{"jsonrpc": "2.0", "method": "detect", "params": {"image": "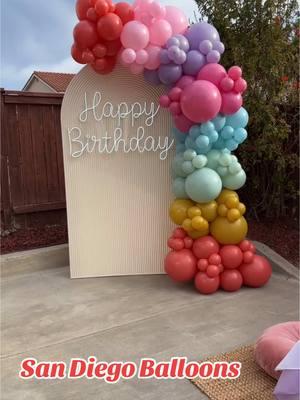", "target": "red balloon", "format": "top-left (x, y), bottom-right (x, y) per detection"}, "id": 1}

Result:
top-left (76, 0), bottom-right (90, 20)
top-left (73, 21), bottom-right (98, 50)
top-left (240, 255), bottom-right (272, 288)
top-left (220, 269), bottom-right (243, 292)
top-left (103, 38), bottom-right (122, 56)
top-left (82, 49), bottom-right (95, 63)
top-left (115, 2), bottom-right (134, 24)
top-left (164, 249), bottom-right (197, 282)
top-left (97, 13), bottom-right (123, 41)
top-left (71, 43), bottom-right (86, 64)
top-left (220, 245), bottom-right (243, 269)
top-left (194, 272), bottom-right (220, 294)
top-left (86, 7), bottom-right (99, 22)
top-left (192, 236), bottom-right (220, 259)
top-left (95, 0), bottom-right (109, 17)
top-left (92, 43), bottom-right (107, 58)
top-left (92, 55), bottom-right (116, 74)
